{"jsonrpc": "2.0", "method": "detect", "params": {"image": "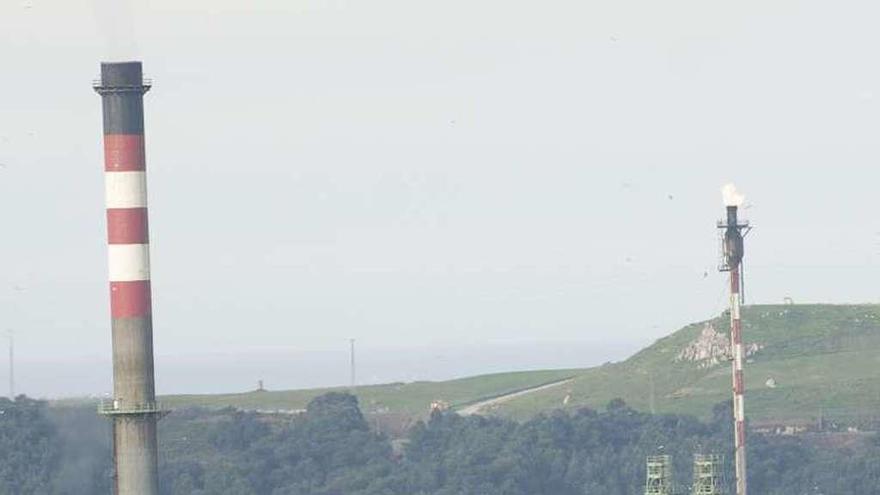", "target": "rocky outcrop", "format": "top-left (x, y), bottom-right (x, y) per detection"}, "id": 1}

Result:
top-left (674, 324), bottom-right (762, 369)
